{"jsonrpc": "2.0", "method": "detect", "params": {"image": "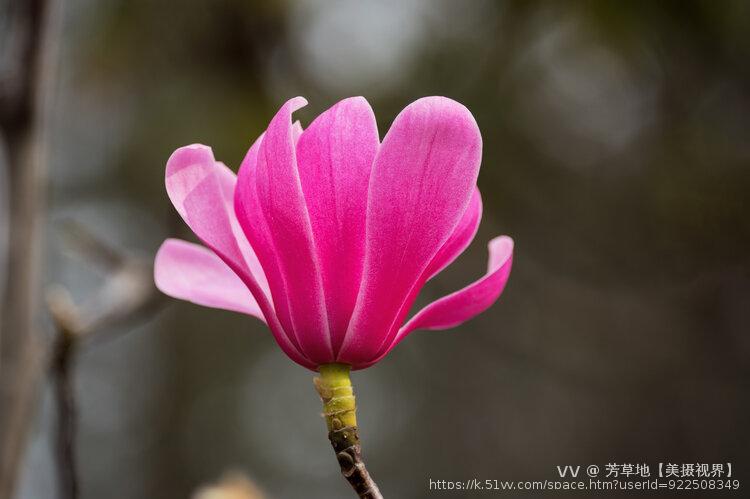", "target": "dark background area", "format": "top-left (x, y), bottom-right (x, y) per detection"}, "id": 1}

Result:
top-left (2, 0), bottom-right (749, 498)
